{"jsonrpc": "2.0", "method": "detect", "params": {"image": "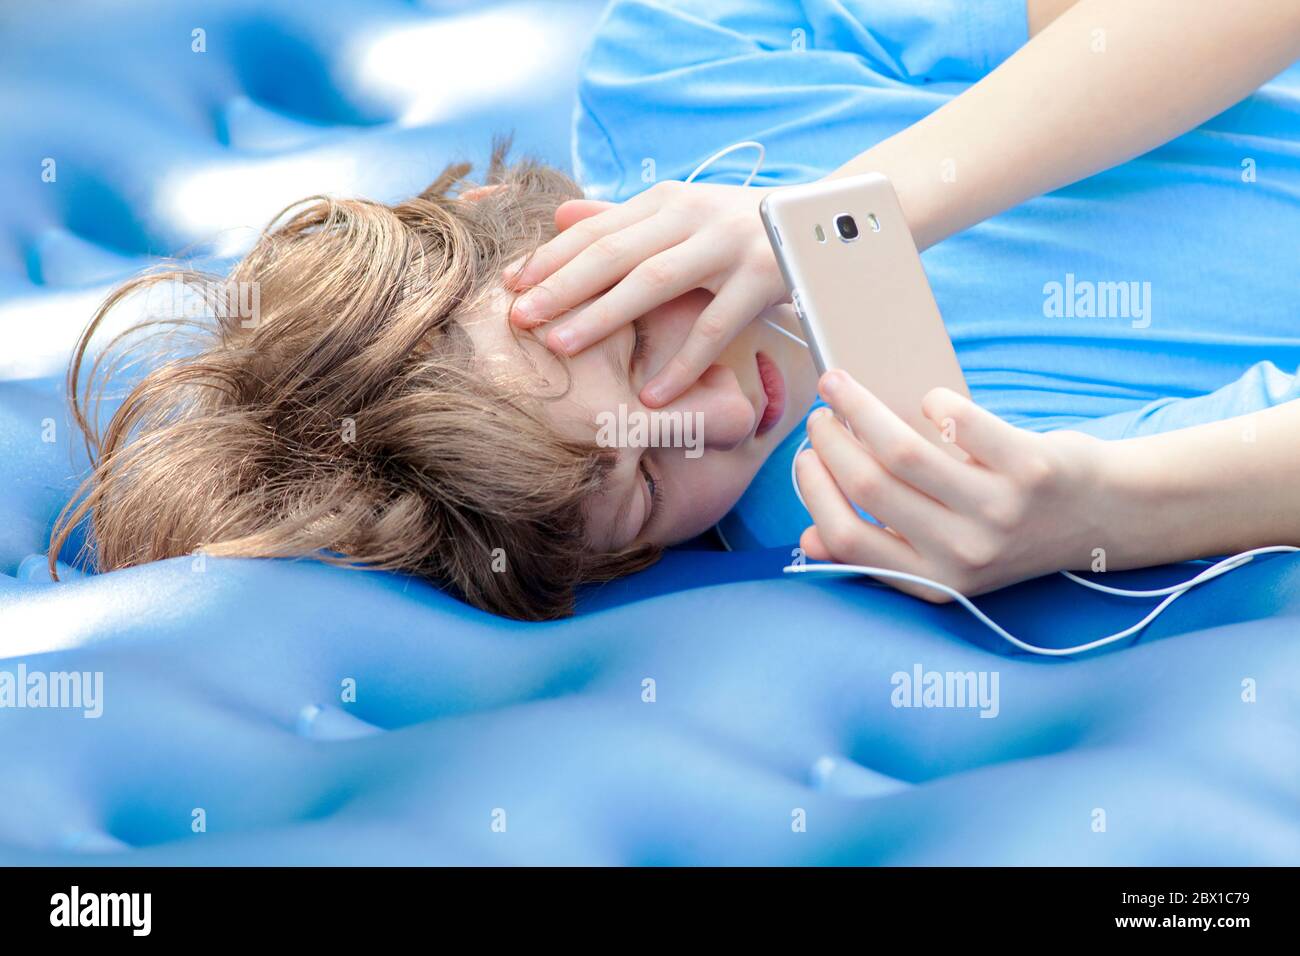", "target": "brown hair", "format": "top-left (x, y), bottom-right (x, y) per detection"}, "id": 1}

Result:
top-left (49, 138), bottom-right (660, 620)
